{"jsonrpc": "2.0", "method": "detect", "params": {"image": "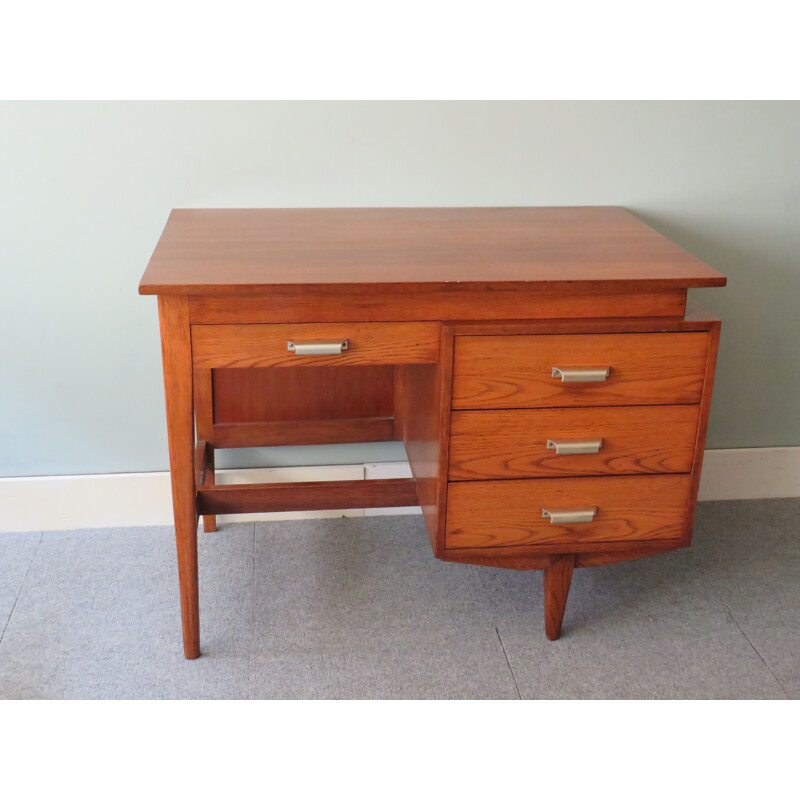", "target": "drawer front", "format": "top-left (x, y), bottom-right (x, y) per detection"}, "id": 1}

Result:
top-left (445, 474), bottom-right (691, 548)
top-left (448, 405), bottom-right (699, 480)
top-left (192, 322), bottom-right (440, 368)
top-left (452, 332), bottom-right (708, 409)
